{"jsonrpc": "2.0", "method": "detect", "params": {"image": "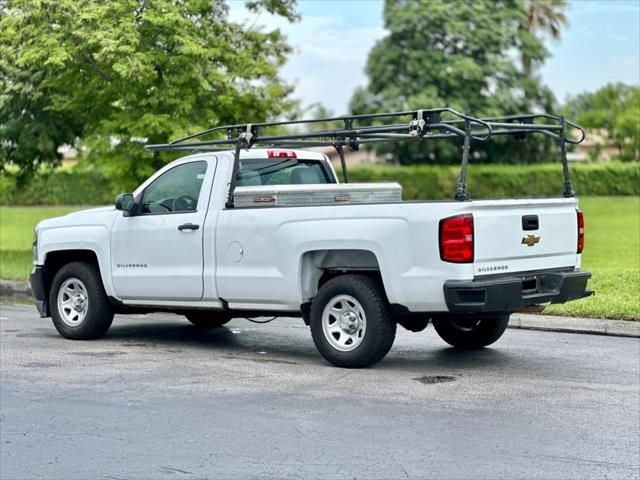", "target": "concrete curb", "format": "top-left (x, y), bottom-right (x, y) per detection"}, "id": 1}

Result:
top-left (0, 279), bottom-right (31, 297)
top-left (1, 279), bottom-right (638, 338)
top-left (509, 313), bottom-right (640, 338)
